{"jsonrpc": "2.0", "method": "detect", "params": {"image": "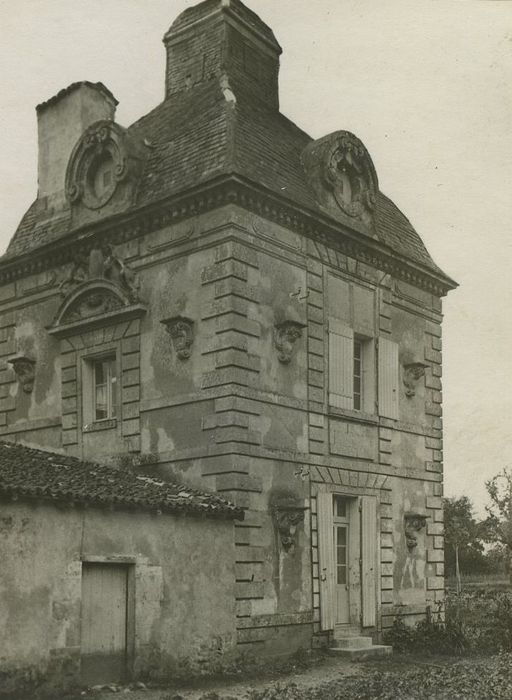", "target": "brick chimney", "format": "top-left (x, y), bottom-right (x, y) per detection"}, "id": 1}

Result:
top-left (163, 0), bottom-right (282, 110)
top-left (36, 81), bottom-right (118, 204)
